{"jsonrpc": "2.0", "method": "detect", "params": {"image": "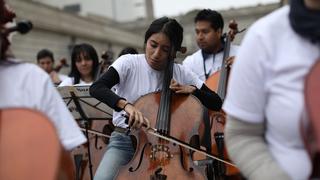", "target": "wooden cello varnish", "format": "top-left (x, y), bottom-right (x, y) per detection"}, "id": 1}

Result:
top-left (0, 108), bottom-right (74, 180)
top-left (303, 58), bottom-right (320, 178)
